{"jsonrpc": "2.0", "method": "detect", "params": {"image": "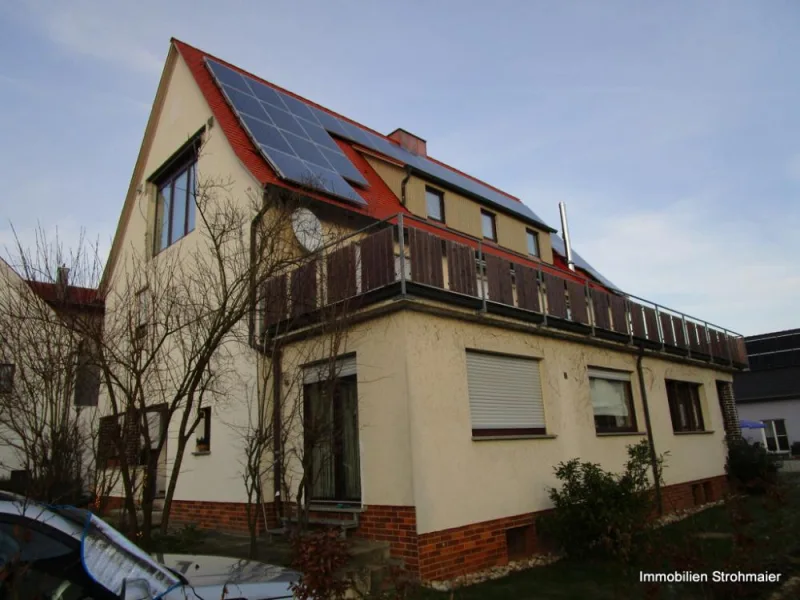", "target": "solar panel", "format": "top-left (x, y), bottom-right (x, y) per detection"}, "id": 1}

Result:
top-left (206, 59), bottom-right (368, 205)
top-left (205, 58), bottom-right (553, 227)
top-left (550, 235), bottom-right (618, 290)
